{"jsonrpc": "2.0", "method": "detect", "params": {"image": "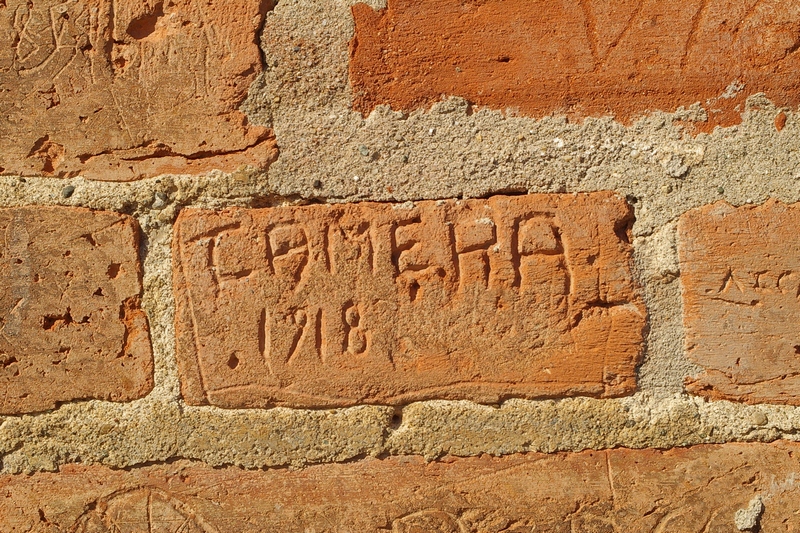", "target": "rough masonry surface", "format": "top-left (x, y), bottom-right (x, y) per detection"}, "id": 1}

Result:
top-left (3, 442), bottom-right (799, 532)
top-left (0, 0), bottom-right (277, 181)
top-left (173, 193), bottom-right (644, 408)
top-left (1, 0), bottom-right (800, 506)
top-left (0, 207), bottom-right (152, 415)
top-left (350, 0), bottom-right (800, 128)
top-left (680, 200), bottom-right (800, 405)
